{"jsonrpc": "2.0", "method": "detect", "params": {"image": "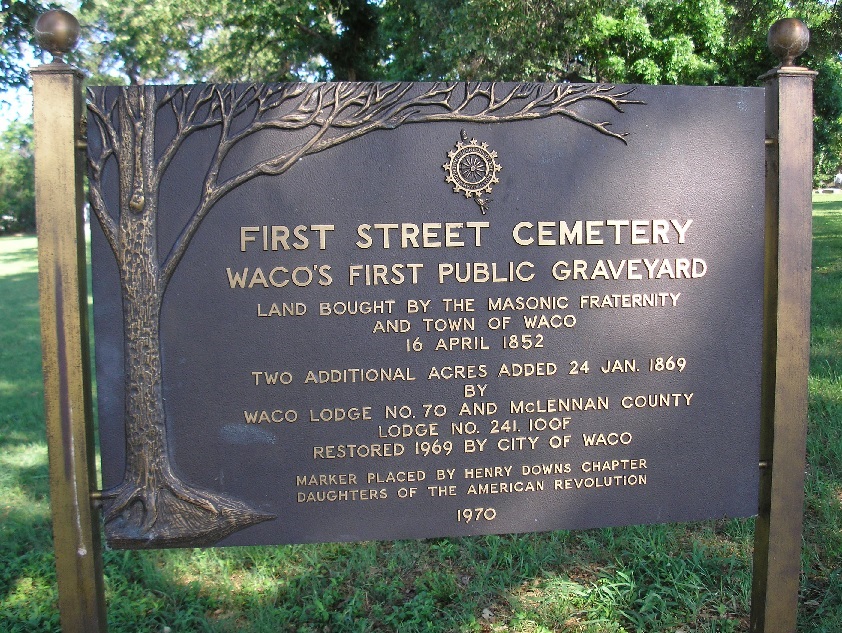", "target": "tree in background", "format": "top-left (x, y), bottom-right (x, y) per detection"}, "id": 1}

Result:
top-left (1, 1), bottom-right (839, 181)
top-left (790, 0), bottom-right (842, 179)
top-left (0, 119), bottom-right (34, 233)
top-left (813, 56), bottom-right (842, 179)
top-left (380, 0), bottom-right (732, 84)
top-left (72, 0), bottom-right (842, 182)
top-left (79, 0), bottom-right (203, 85)
top-left (1, 0), bottom-right (53, 91)
top-left (208, 0), bottom-right (382, 82)
top-left (78, 0), bottom-right (382, 84)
